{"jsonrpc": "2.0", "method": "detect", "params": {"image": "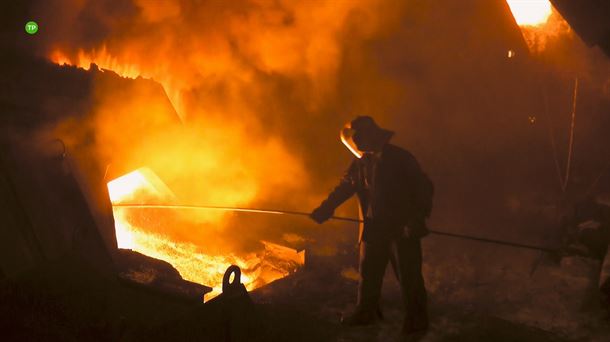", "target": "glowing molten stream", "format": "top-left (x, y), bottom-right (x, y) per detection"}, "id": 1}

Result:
top-left (506, 0), bottom-right (552, 26)
top-left (107, 169), bottom-right (304, 299)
